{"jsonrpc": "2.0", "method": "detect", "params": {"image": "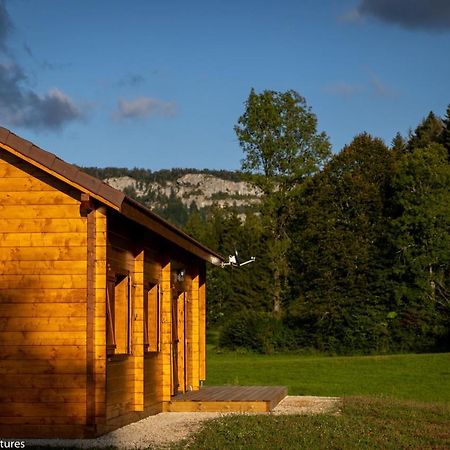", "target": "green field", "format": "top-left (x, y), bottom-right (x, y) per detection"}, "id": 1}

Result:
top-left (175, 397), bottom-right (450, 450)
top-left (205, 352), bottom-right (450, 404)
top-left (174, 352), bottom-right (450, 449)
